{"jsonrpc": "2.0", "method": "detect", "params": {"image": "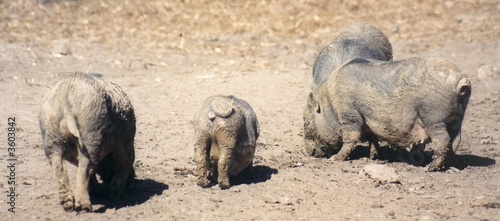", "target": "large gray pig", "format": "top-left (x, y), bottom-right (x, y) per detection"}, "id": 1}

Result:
top-left (312, 23), bottom-right (393, 86)
top-left (193, 95), bottom-right (259, 189)
top-left (304, 57), bottom-right (471, 171)
top-left (306, 23), bottom-right (394, 158)
top-left (39, 73), bottom-right (136, 212)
